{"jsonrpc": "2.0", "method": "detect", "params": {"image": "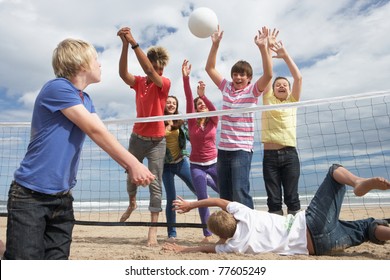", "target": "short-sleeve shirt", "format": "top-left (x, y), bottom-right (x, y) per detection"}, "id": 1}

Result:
top-left (218, 79), bottom-right (262, 152)
top-left (261, 90), bottom-right (298, 147)
top-left (131, 76), bottom-right (170, 137)
top-left (14, 78), bottom-right (95, 194)
top-left (215, 202), bottom-right (308, 255)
